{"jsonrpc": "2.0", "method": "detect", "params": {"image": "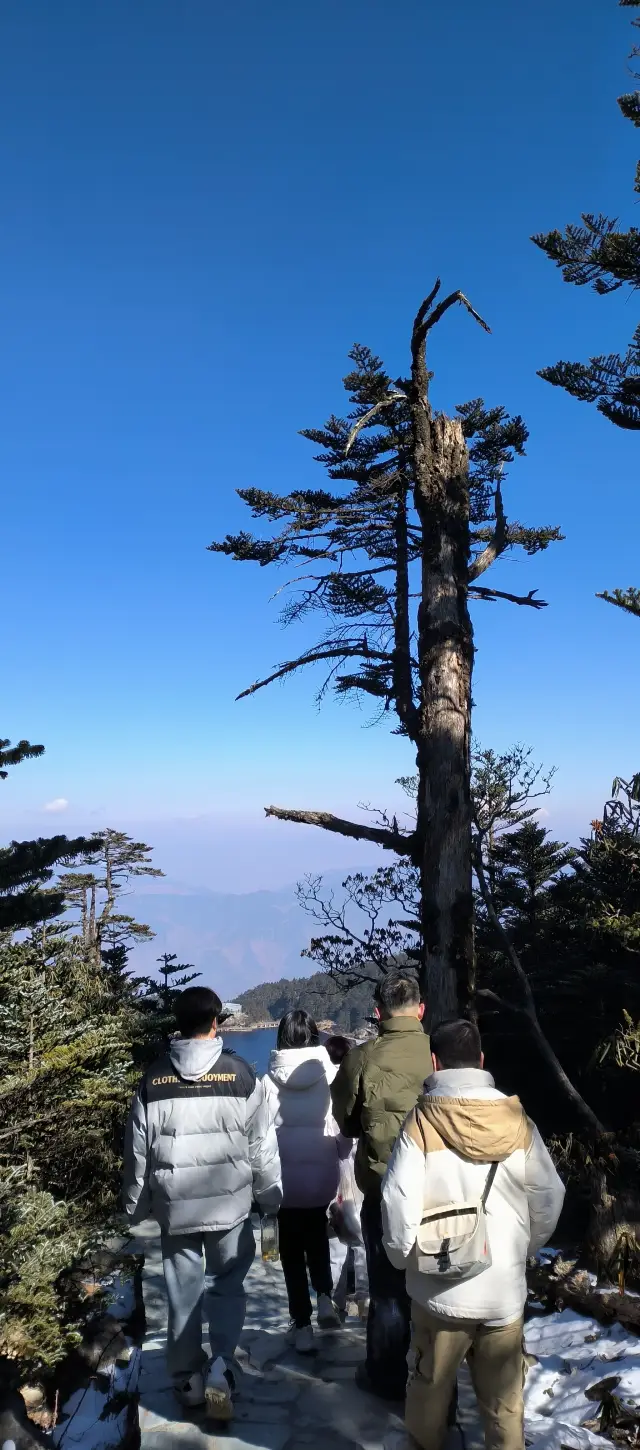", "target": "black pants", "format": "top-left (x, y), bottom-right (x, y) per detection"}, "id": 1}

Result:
top-left (361, 1190), bottom-right (412, 1398)
top-left (278, 1206), bottom-right (333, 1328)
top-left (361, 1192), bottom-right (459, 1421)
